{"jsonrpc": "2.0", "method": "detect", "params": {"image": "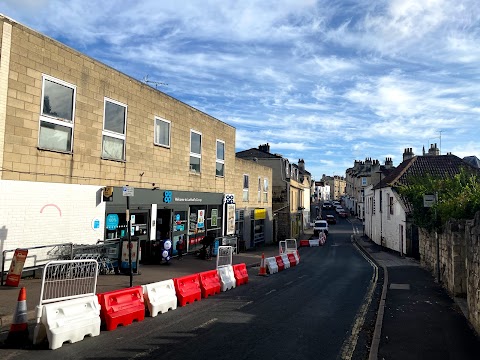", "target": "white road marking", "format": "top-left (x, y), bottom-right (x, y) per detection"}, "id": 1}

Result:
top-left (284, 281), bottom-right (293, 286)
top-left (265, 289), bottom-right (277, 296)
top-left (192, 318), bottom-right (218, 331)
top-left (237, 301), bottom-right (253, 309)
